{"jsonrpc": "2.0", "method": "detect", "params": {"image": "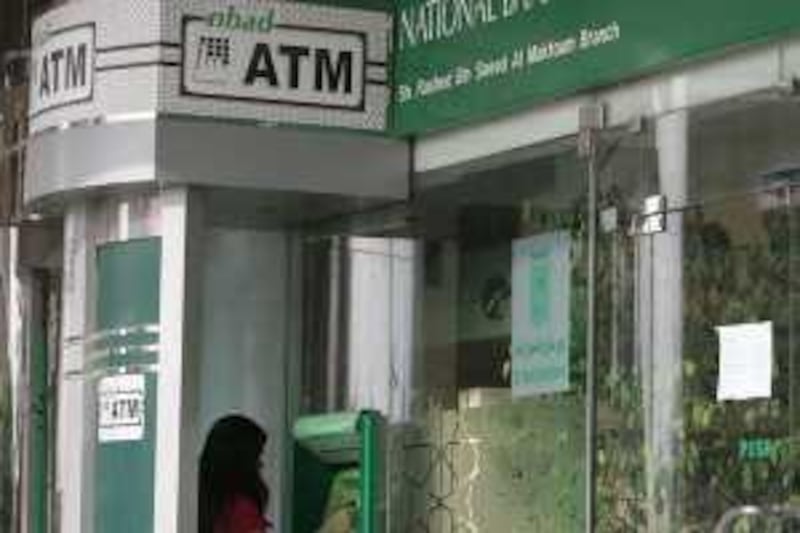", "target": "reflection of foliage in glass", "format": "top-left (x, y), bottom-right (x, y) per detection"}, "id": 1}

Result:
top-left (593, 189), bottom-right (798, 532)
top-left (680, 203), bottom-right (797, 531)
top-left (596, 375), bottom-right (647, 532)
top-left (594, 187), bottom-right (648, 532)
